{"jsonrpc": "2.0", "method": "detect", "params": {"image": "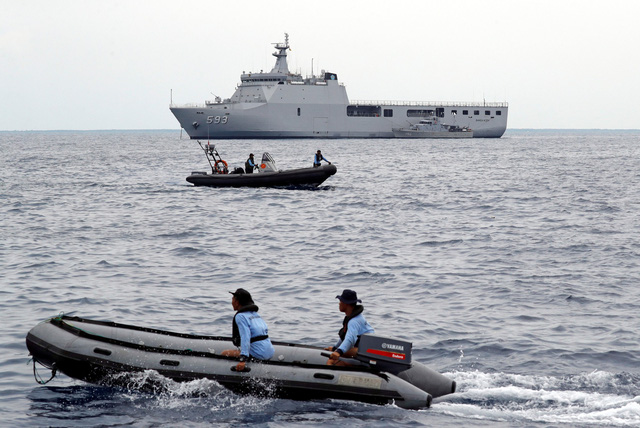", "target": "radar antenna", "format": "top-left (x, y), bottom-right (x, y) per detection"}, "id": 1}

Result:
top-left (272, 32), bottom-right (290, 50)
